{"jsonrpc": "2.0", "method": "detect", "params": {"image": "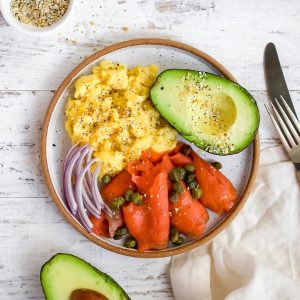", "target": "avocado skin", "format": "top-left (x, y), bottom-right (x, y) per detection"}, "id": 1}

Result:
top-left (40, 253), bottom-right (130, 300)
top-left (150, 69), bottom-right (260, 155)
